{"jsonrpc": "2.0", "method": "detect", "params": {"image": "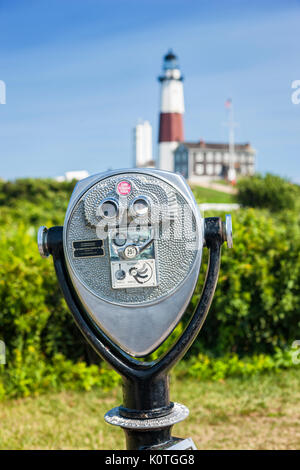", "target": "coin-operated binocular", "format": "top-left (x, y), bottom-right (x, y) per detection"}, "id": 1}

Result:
top-left (38, 169), bottom-right (232, 450)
